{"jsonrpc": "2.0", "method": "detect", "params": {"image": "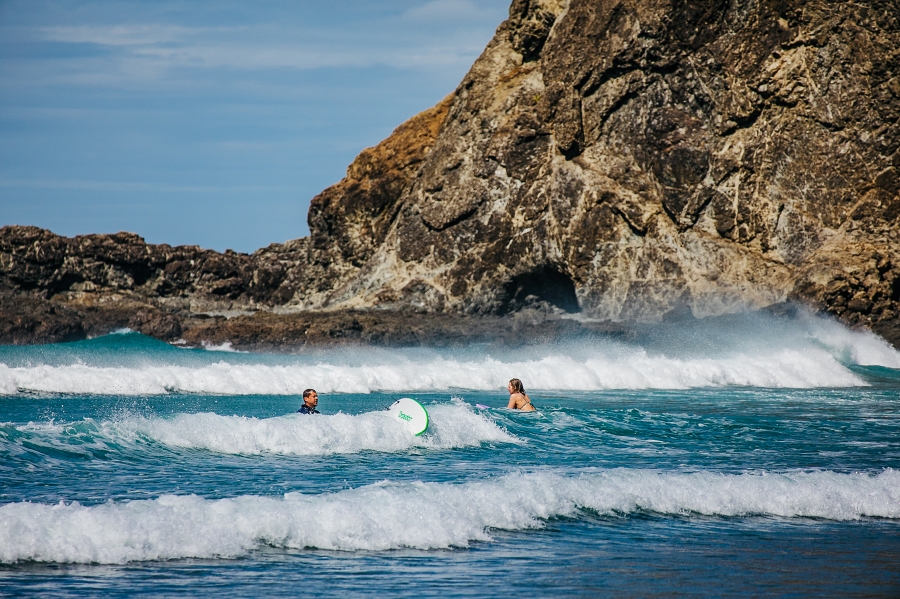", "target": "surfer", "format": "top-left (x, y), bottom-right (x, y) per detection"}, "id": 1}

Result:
top-left (507, 378), bottom-right (536, 411)
top-left (298, 389), bottom-right (320, 414)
